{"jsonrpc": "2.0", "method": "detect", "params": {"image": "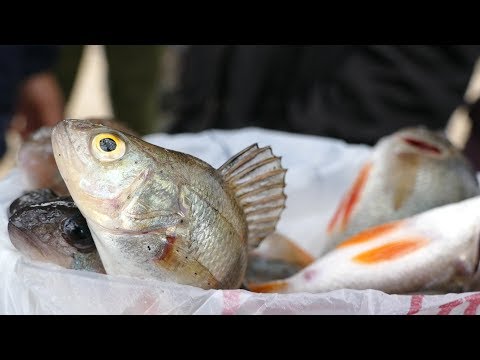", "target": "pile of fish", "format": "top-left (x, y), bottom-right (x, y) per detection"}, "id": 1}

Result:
top-left (9, 189), bottom-right (105, 273)
top-left (8, 119), bottom-right (480, 295)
